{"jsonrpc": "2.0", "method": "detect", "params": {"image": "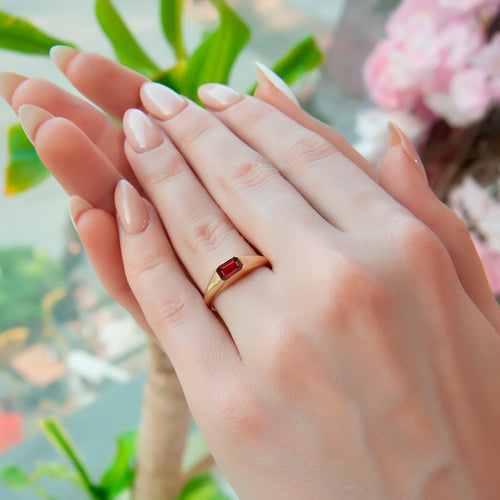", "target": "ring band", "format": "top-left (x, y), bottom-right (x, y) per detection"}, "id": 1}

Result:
top-left (204, 256), bottom-right (270, 311)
